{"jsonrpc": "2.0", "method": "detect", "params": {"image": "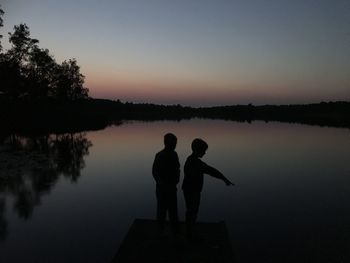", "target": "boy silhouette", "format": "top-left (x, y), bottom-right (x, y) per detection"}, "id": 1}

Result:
top-left (152, 133), bottom-right (180, 234)
top-left (182, 138), bottom-right (234, 238)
